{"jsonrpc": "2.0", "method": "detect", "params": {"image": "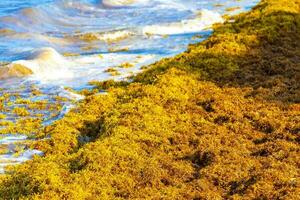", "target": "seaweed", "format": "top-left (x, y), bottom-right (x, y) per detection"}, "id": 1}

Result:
top-left (0, 0), bottom-right (299, 199)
